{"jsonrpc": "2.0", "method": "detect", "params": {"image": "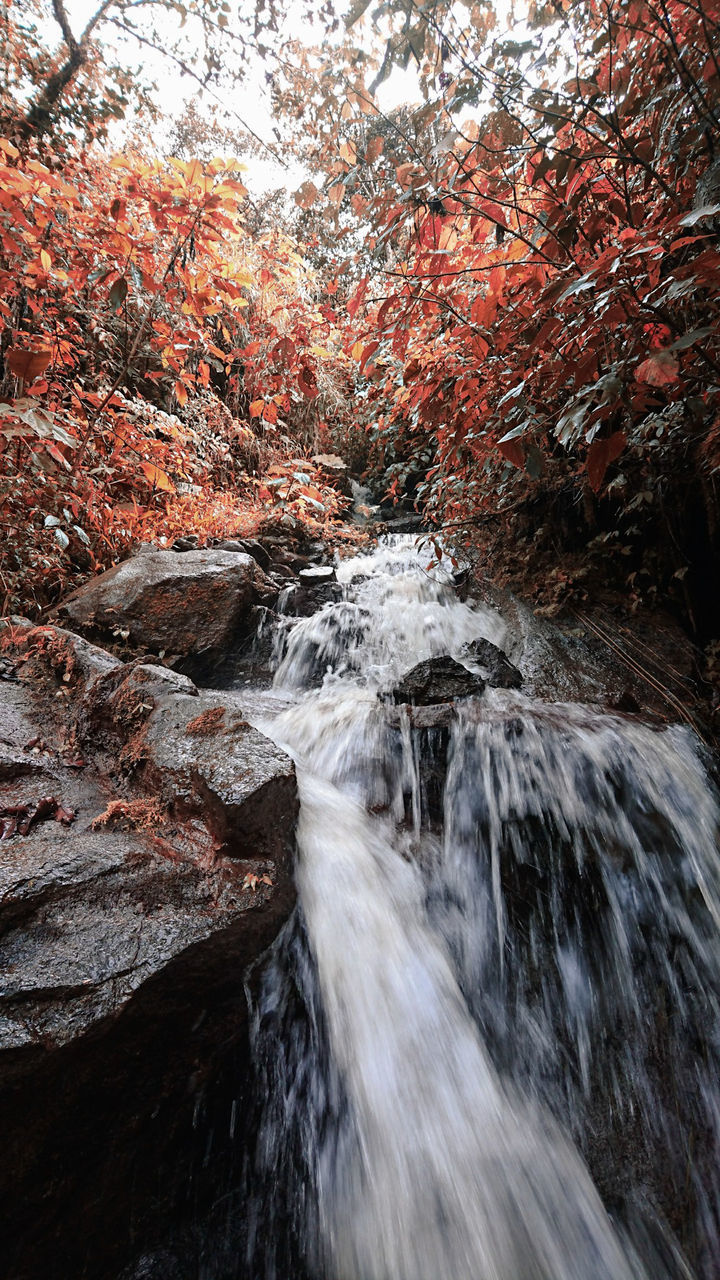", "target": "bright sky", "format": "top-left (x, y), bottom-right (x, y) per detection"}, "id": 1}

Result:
top-left (58, 0), bottom-right (420, 195)
top-left (58, 1), bottom-right (519, 195)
